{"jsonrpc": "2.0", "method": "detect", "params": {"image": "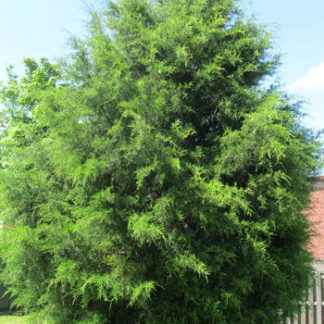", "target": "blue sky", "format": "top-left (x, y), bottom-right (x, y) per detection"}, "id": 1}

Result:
top-left (0, 0), bottom-right (90, 78)
top-left (247, 0), bottom-right (324, 131)
top-left (0, 0), bottom-right (323, 132)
